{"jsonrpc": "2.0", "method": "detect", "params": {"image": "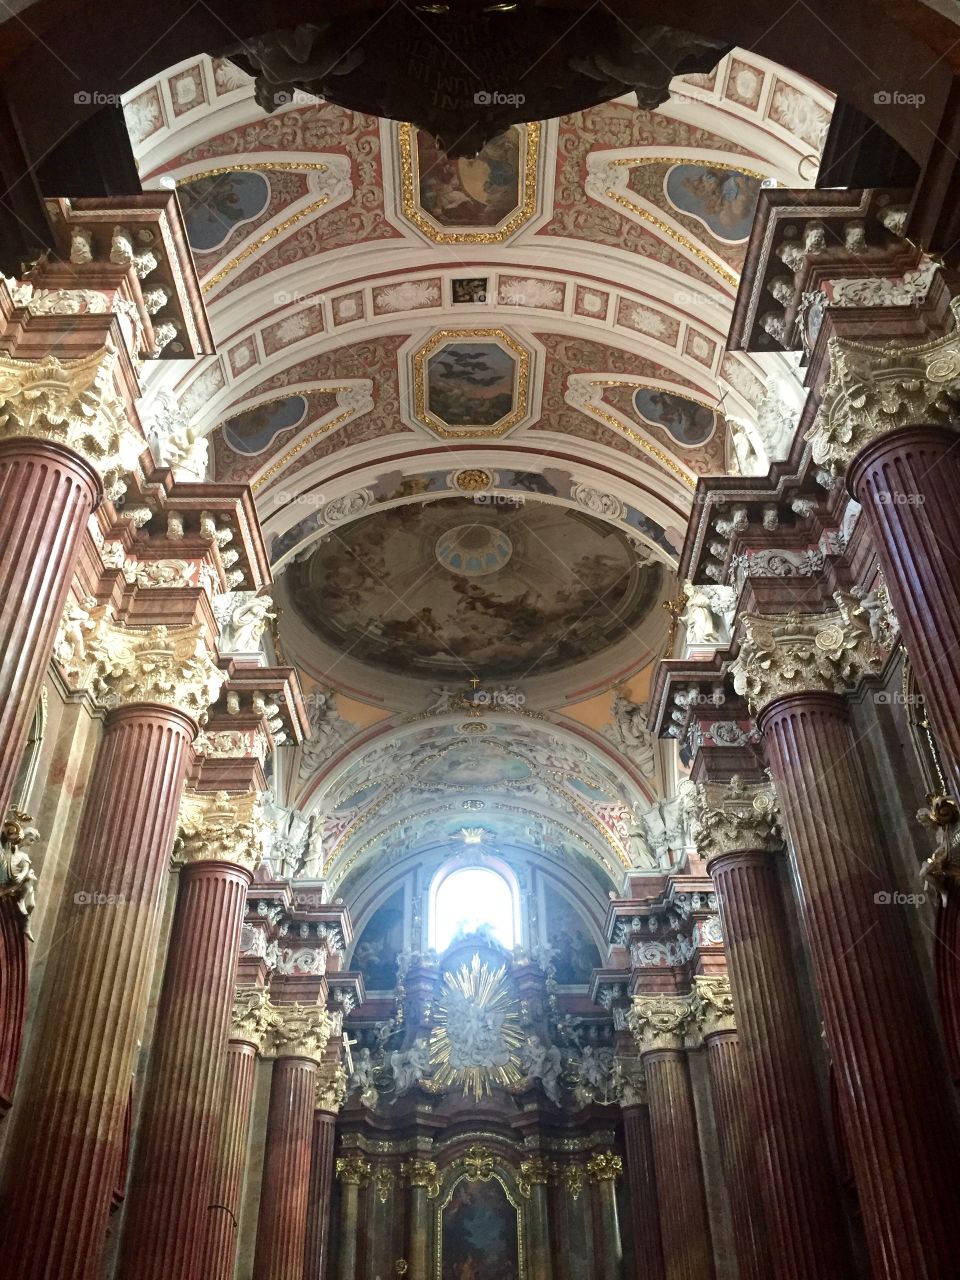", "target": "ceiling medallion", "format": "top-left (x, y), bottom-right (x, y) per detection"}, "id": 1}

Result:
top-left (453, 468), bottom-right (494, 492)
top-left (459, 723), bottom-right (491, 734)
top-left (429, 954), bottom-right (526, 1100)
